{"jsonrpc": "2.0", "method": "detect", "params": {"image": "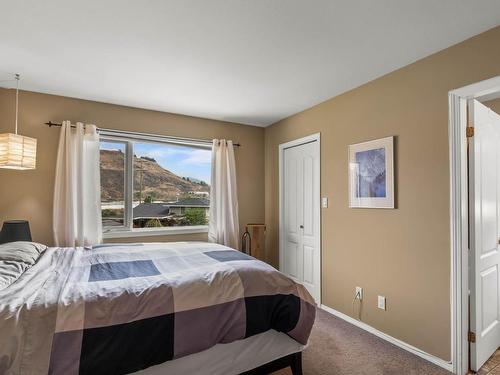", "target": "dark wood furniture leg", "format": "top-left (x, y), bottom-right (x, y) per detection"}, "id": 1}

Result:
top-left (239, 352), bottom-right (303, 375)
top-left (290, 352), bottom-right (302, 375)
